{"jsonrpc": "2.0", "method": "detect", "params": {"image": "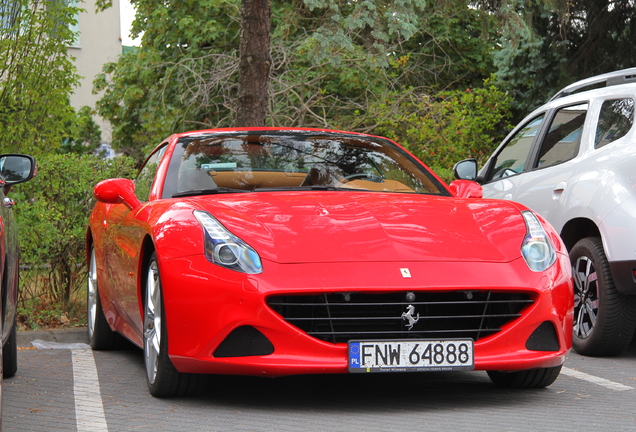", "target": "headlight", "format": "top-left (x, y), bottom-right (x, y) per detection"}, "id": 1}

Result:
top-left (520, 210), bottom-right (556, 272)
top-left (193, 210), bottom-right (263, 274)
